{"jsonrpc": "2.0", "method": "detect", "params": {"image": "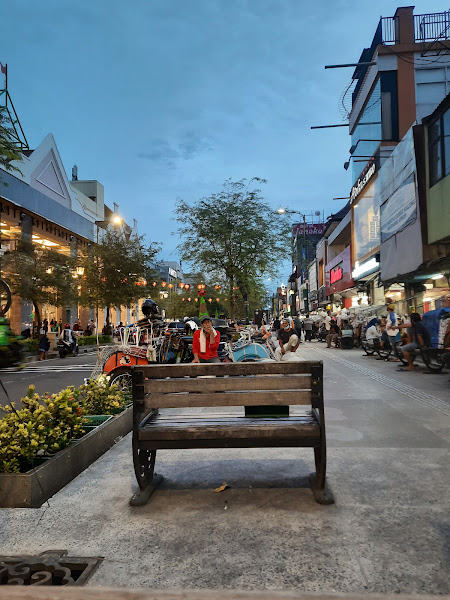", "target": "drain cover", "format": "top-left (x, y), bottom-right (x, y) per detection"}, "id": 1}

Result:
top-left (0, 550), bottom-right (103, 586)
